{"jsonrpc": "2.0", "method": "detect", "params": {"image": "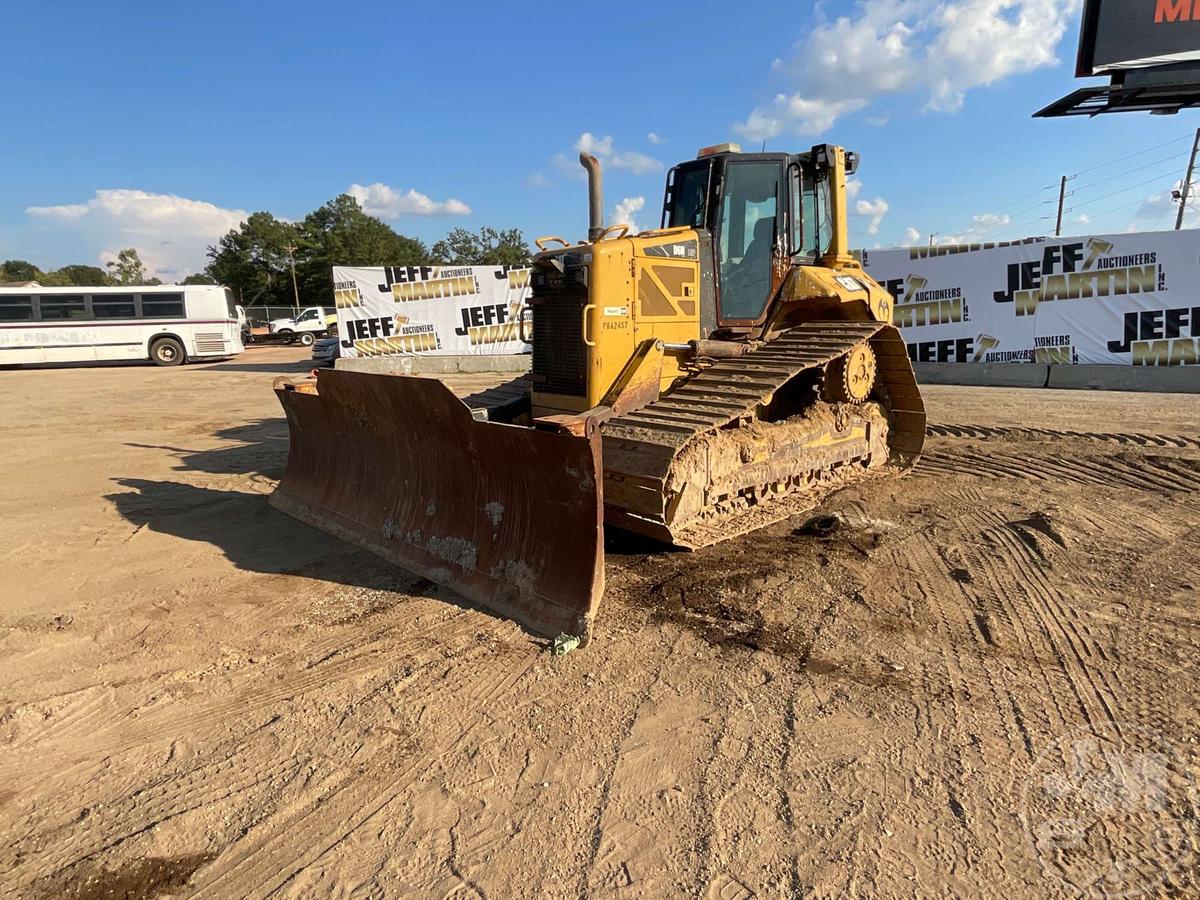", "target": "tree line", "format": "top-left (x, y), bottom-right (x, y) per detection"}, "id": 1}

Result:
top-left (2, 193), bottom-right (531, 308)
top-left (0, 249), bottom-right (173, 288)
